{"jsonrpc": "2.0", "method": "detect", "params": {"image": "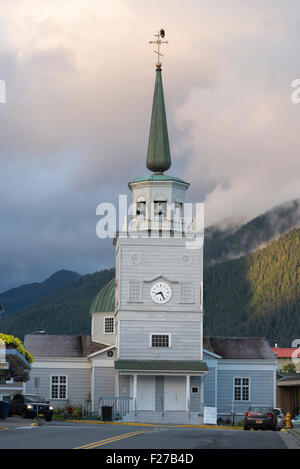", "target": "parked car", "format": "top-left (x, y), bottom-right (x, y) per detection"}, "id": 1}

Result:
top-left (273, 408), bottom-right (286, 429)
top-left (9, 394), bottom-right (53, 421)
top-left (244, 405), bottom-right (278, 431)
top-left (291, 414), bottom-right (300, 428)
